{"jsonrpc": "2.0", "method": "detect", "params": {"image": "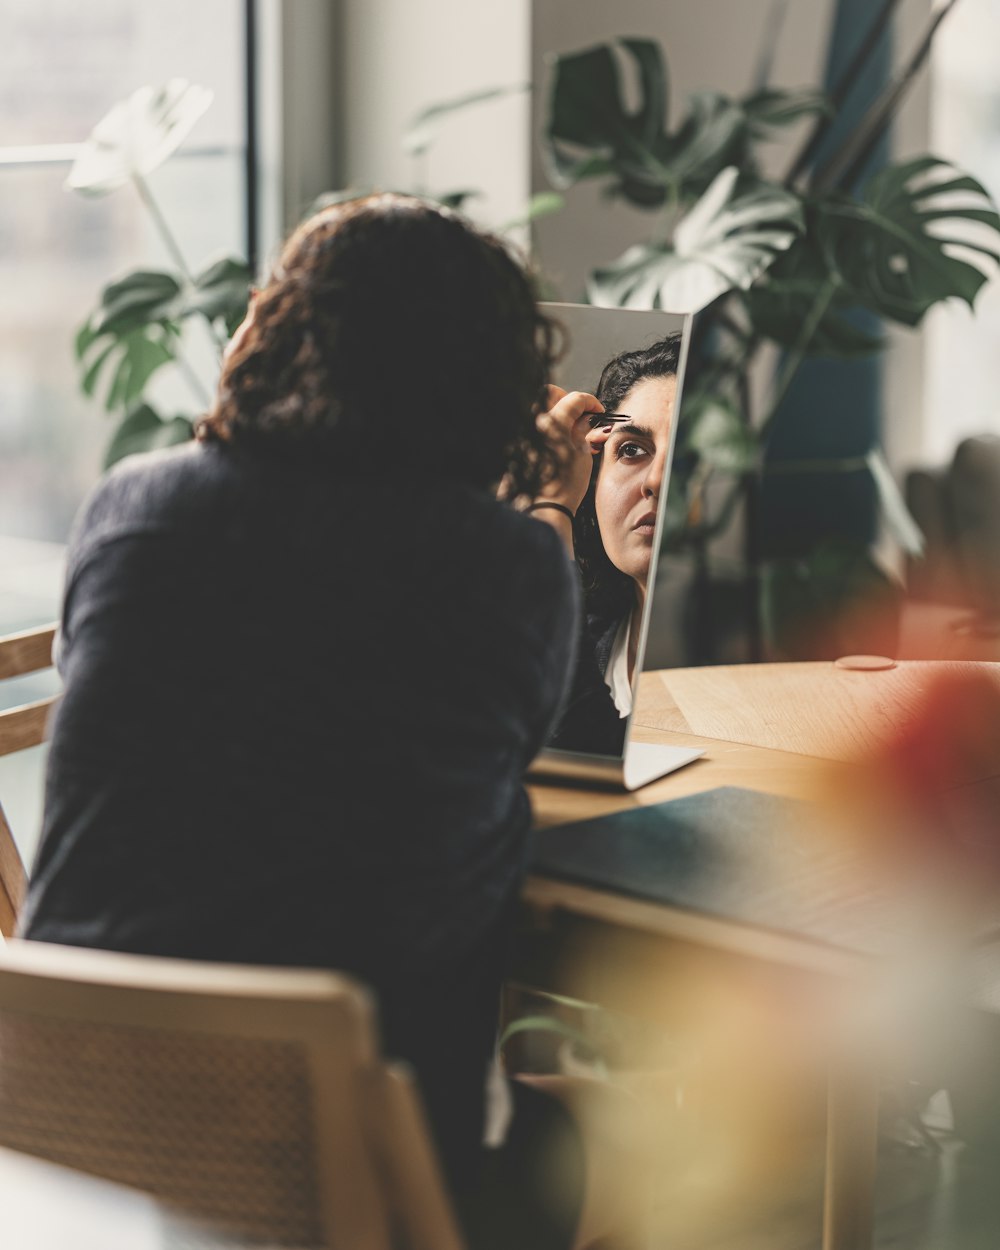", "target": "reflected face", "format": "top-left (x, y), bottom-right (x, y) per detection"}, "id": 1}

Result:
top-left (594, 374), bottom-right (677, 591)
